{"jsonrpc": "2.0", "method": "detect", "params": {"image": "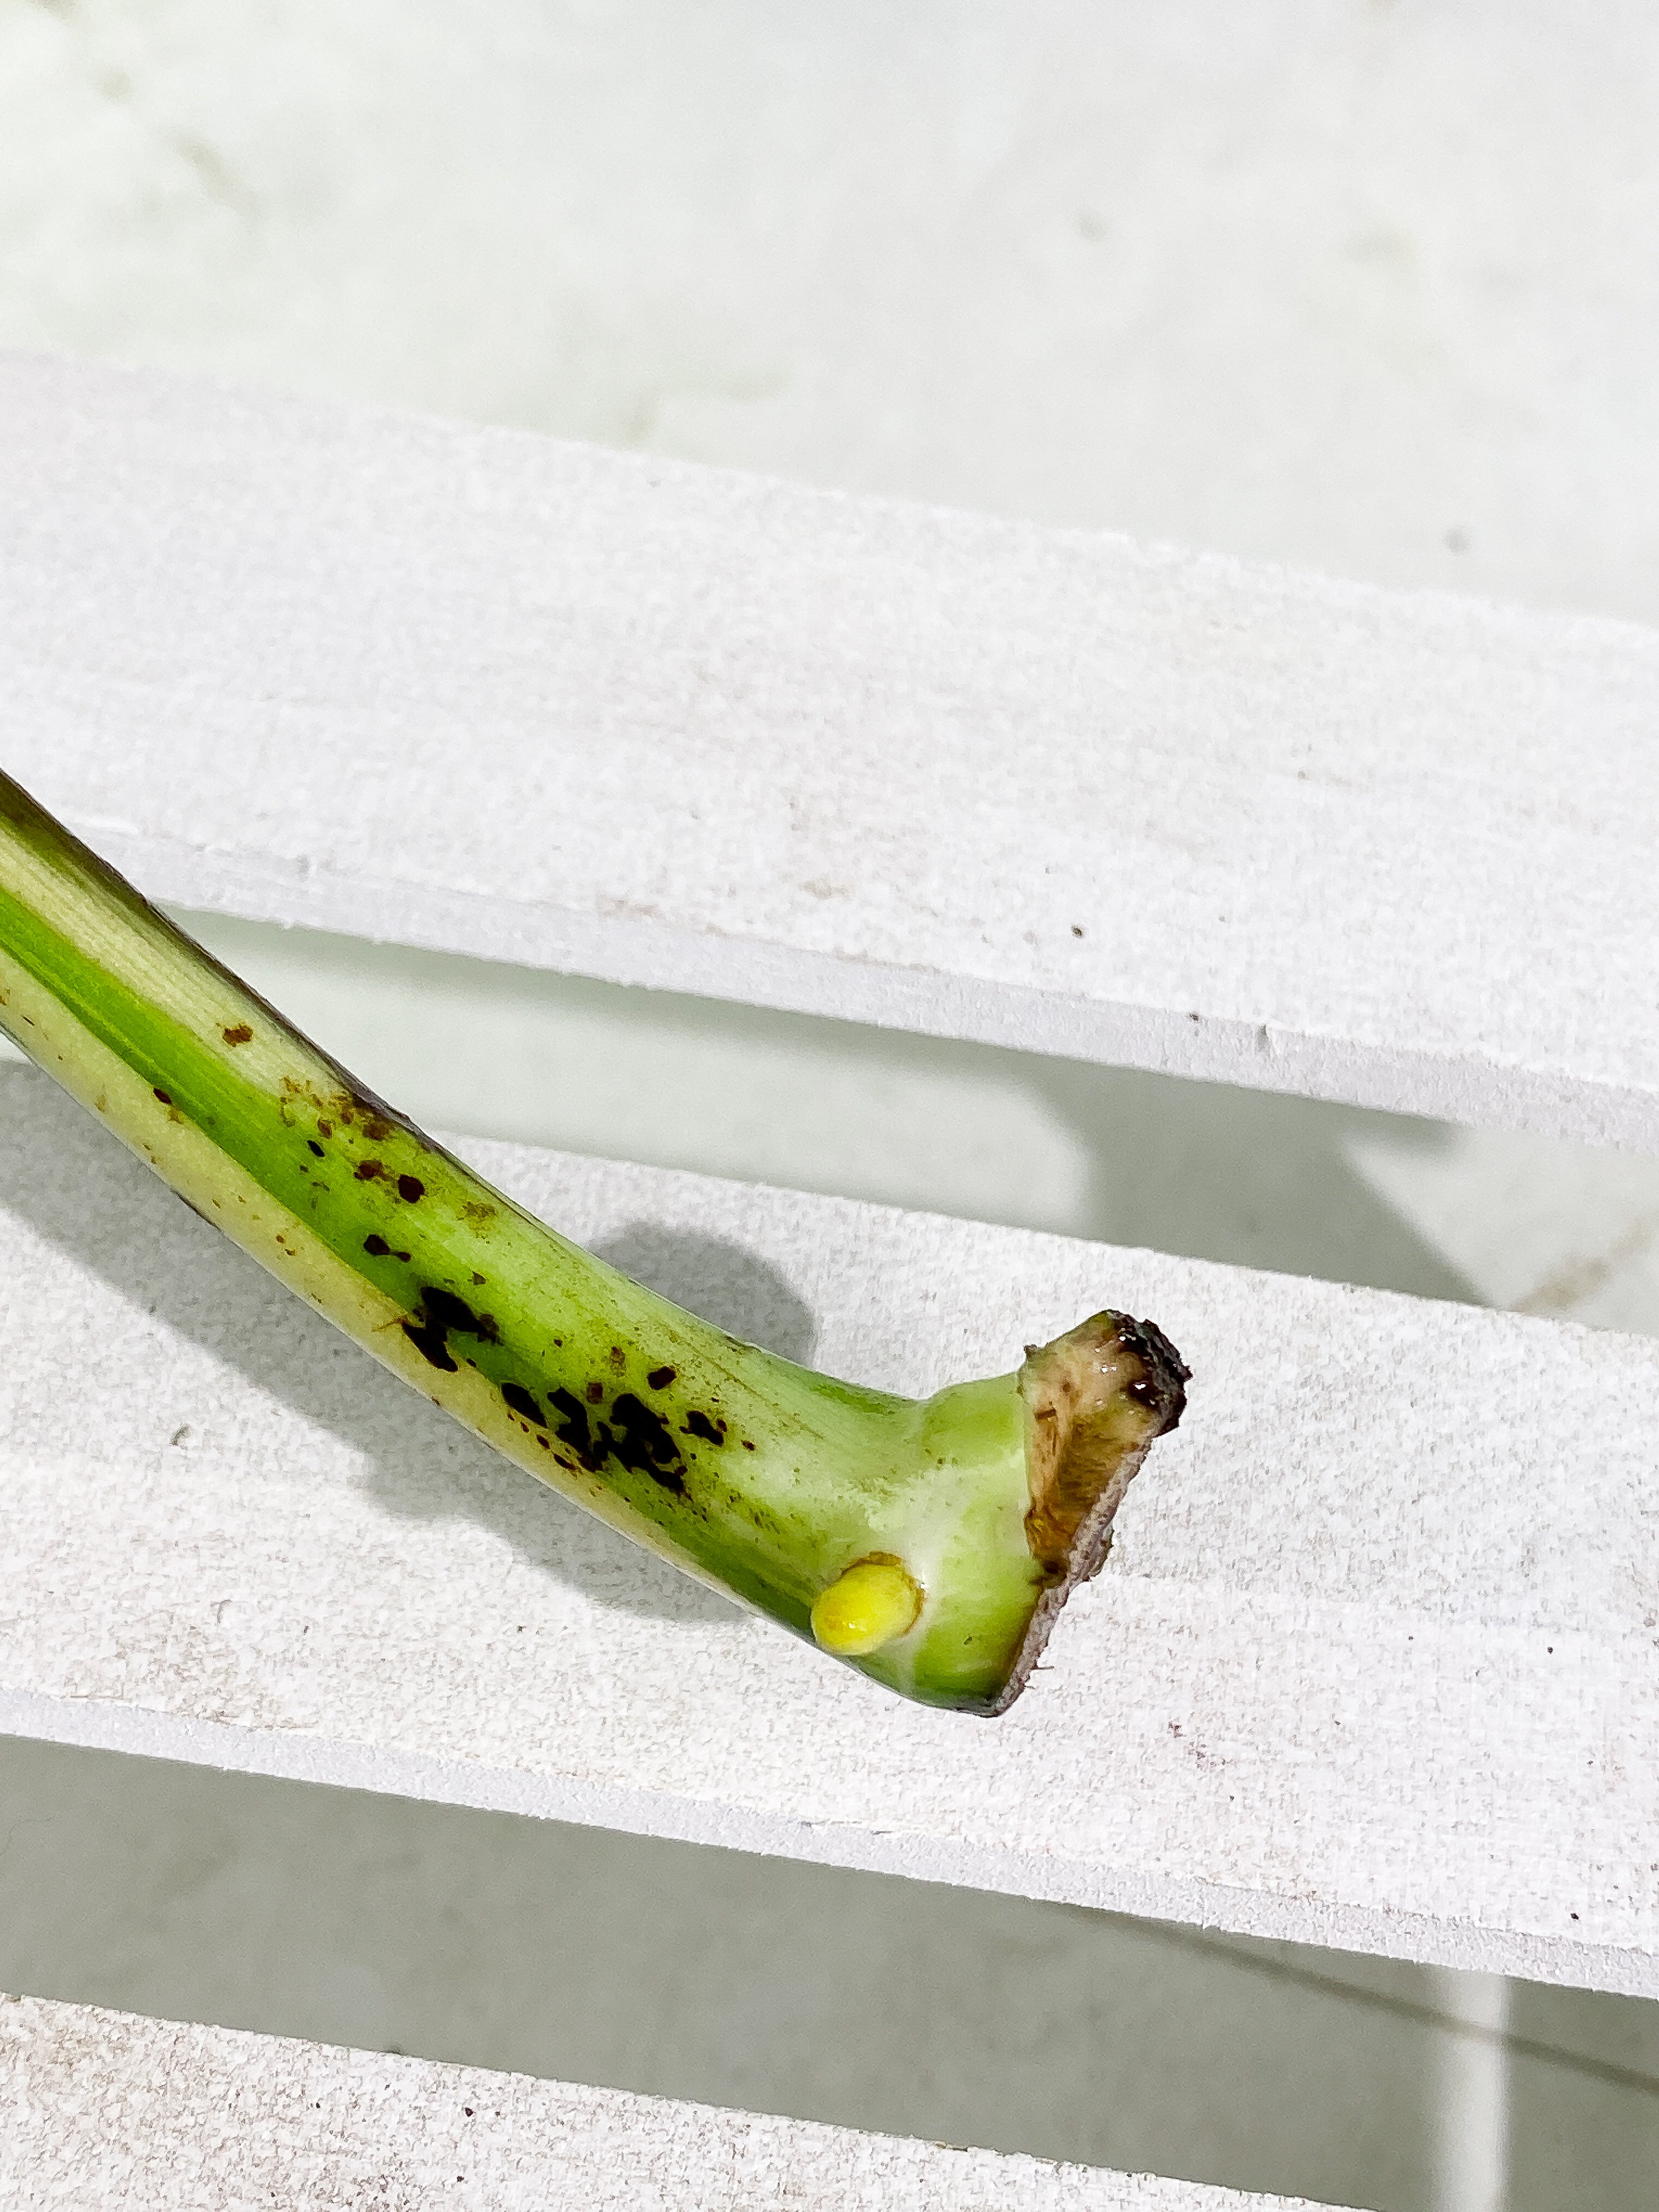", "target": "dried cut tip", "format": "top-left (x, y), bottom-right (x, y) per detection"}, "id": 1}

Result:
top-left (991, 1309), bottom-right (1190, 1714)
top-left (1020, 1310), bottom-right (1188, 1577)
